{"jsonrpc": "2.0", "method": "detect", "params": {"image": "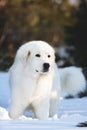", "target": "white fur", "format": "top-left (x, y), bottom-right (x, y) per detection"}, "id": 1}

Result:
top-left (9, 41), bottom-right (61, 120)
top-left (59, 66), bottom-right (86, 97)
top-left (9, 41), bottom-right (86, 120)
